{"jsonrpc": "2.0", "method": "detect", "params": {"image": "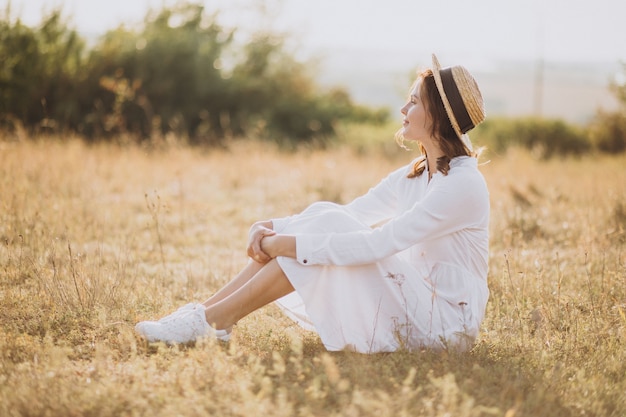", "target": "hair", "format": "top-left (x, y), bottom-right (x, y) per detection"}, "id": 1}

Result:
top-left (395, 69), bottom-right (477, 179)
